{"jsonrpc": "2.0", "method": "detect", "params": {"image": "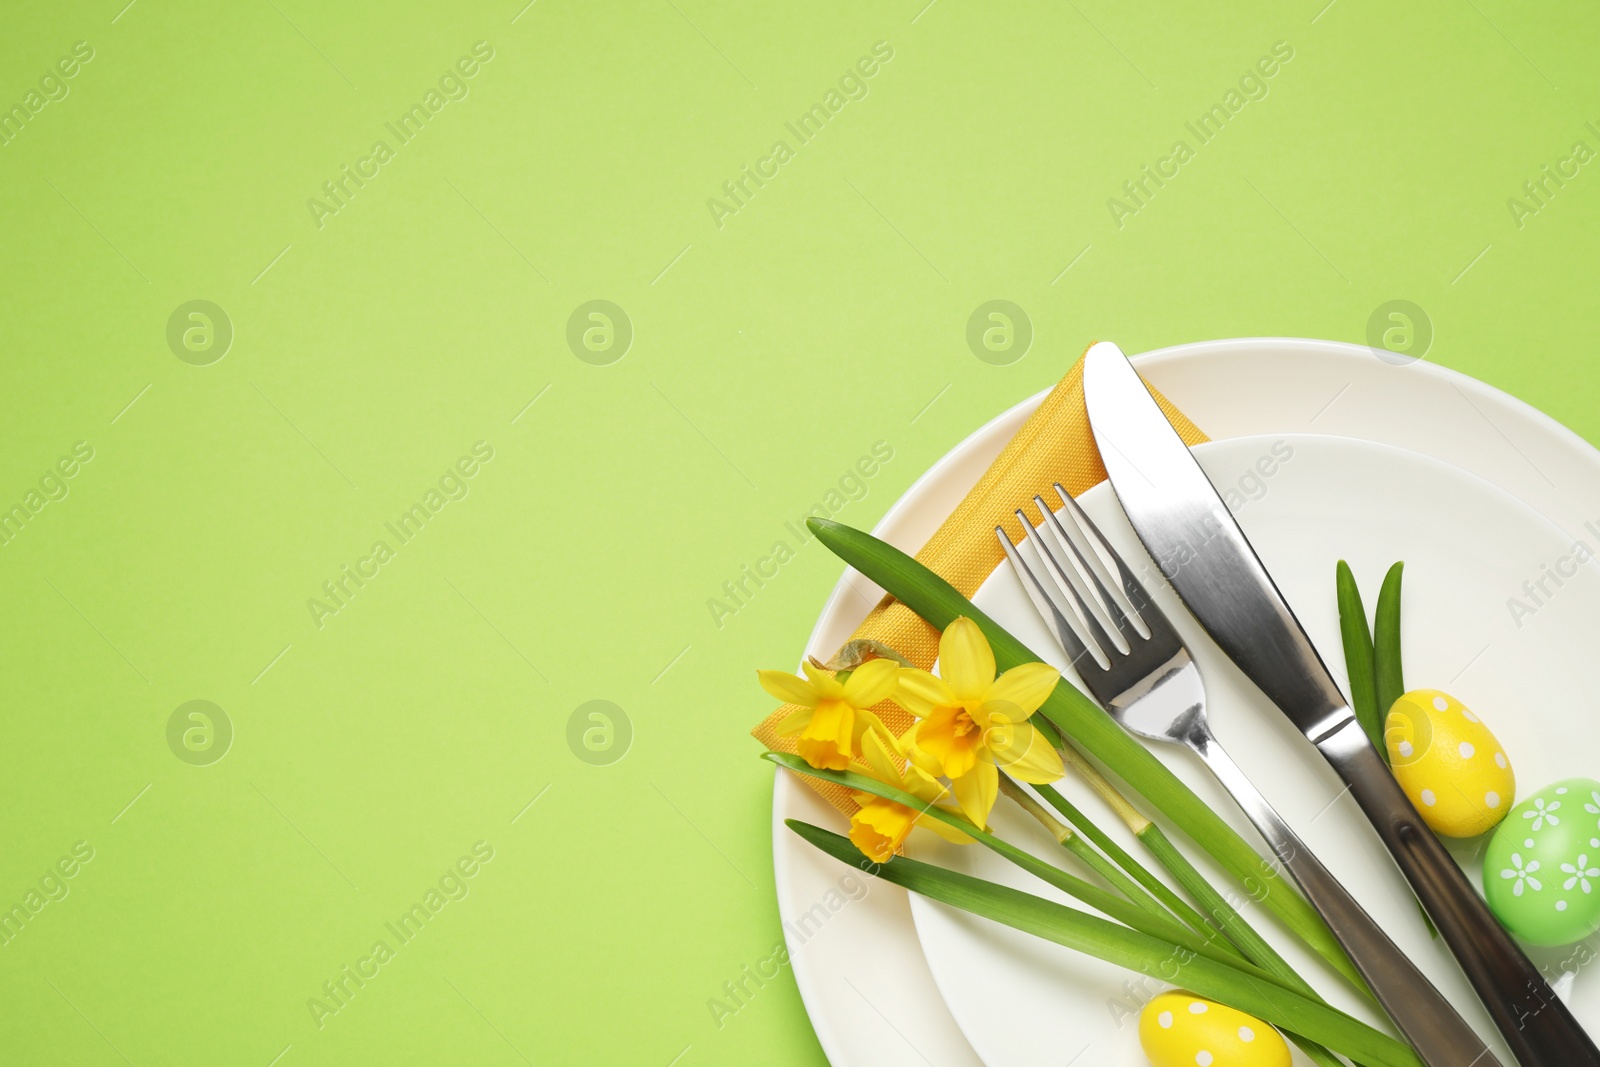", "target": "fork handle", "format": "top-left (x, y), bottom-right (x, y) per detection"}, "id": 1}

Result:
top-left (1191, 728), bottom-right (1504, 1067)
top-left (1321, 719), bottom-right (1600, 1067)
